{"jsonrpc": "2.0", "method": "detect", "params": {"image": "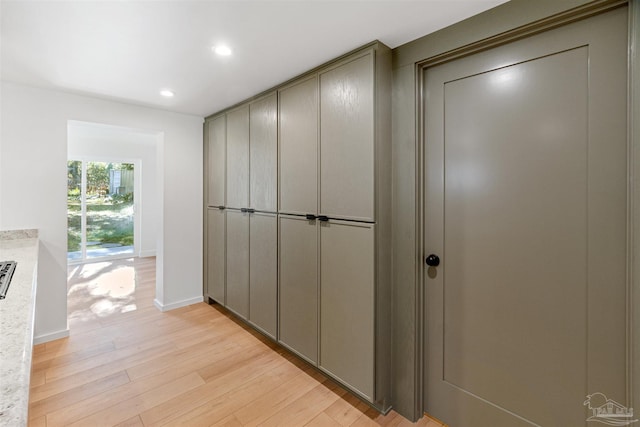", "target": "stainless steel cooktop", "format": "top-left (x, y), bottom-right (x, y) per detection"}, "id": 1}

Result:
top-left (0, 261), bottom-right (17, 299)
